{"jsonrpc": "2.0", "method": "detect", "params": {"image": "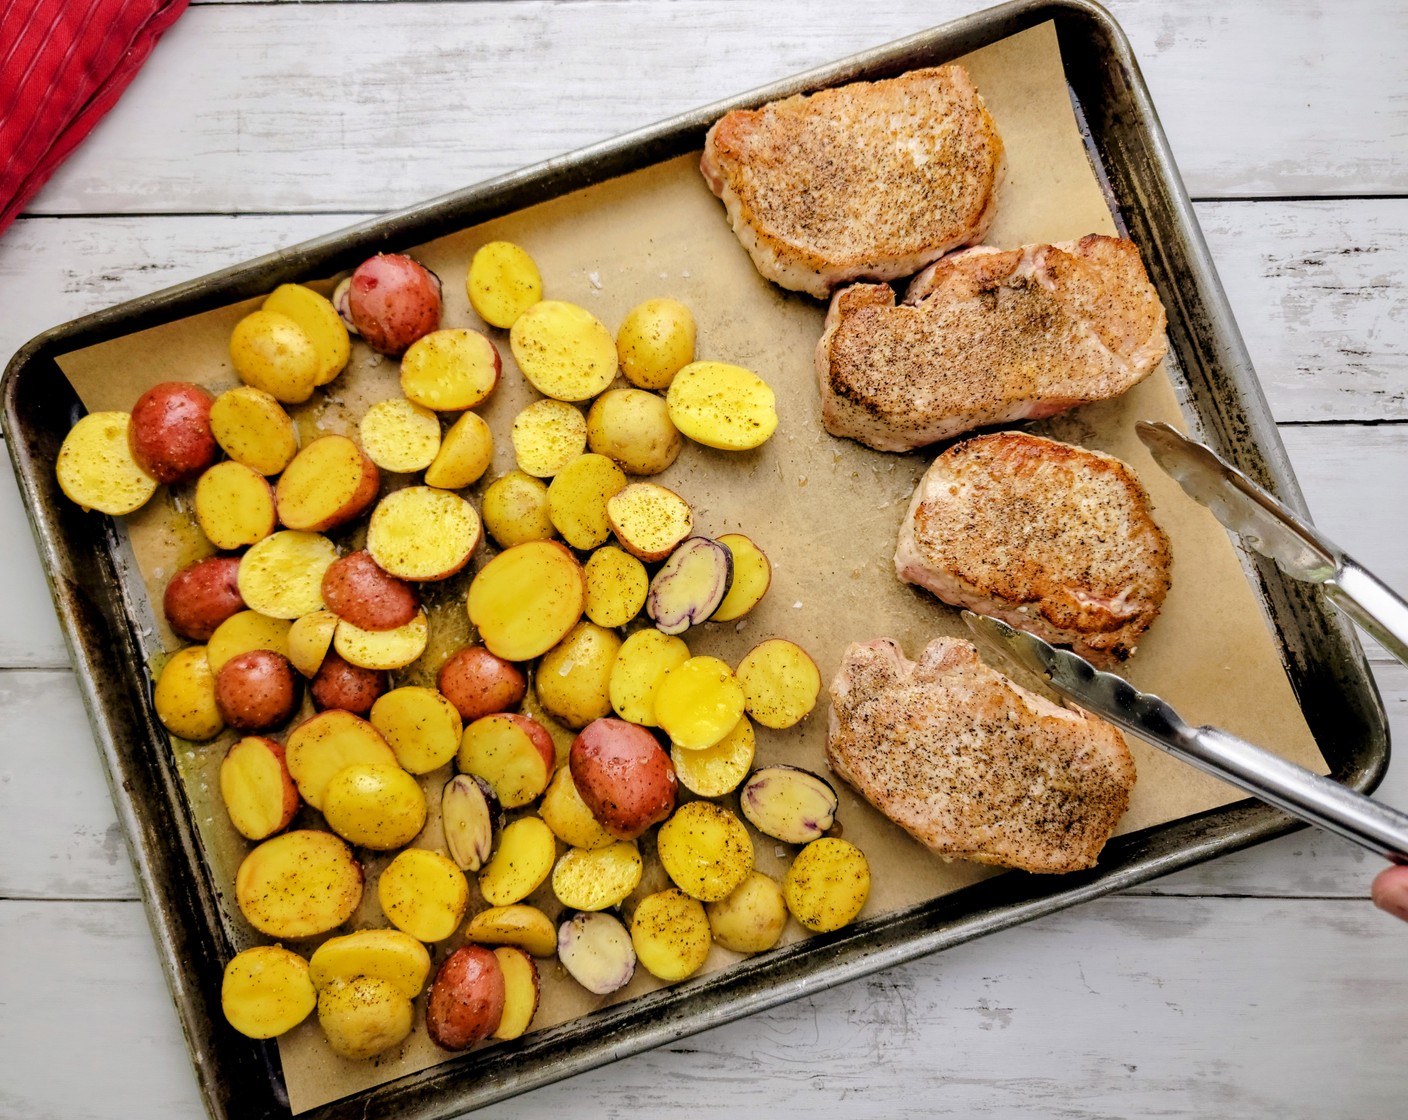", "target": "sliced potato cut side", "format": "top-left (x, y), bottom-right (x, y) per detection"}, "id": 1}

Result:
top-left (552, 841), bottom-right (643, 910)
top-left (510, 397), bottom-right (588, 478)
top-left (424, 410), bottom-right (494, 490)
top-left (55, 411), bottom-right (157, 515)
top-left (222, 946), bottom-right (317, 1039)
top-left (467, 540), bottom-right (585, 661)
top-left (378, 848), bottom-right (469, 942)
top-left (607, 482), bottom-right (694, 562)
top-left (608, 627), bottom-right (691, 727)
top-left (656, 800), bottom-right (753, 902)
top-left (630, 888), bottom-right (711, 982)
top-left (237, 530), bottom-right (338, 619)
top-left (671, 715), bottom-right (755, 798)
top-left (468, 241), bottom-right (543, 329)
top-left (547, 453), bottom-right (628, 550)
top-left (401, 327), bottom-right (501, 411)
top-left (782, 837), bottom-right (870, 933)
top-left (274, 435), bottom-right (379, 532)
top-left (262, 283), bottom-right (350, 386)
top-left (234, 829), bottom-right (363, 939)
top-left (666, 360), bottom-right (778, 451)
top-left (334, 610), bottom-right (430, 671)
top-left (284, 709), bottom-right (397, 810)
top-left (209, 386), bottom-right (299, 476)
top-left (735, 638), bottom-right (822, 728)
top-left (583, 546), bottom-right (649, 629)
top-left (653, 654), bottom-right (745, 750)
top-left (367, 486), bottom-right (481, 581)
top-left (710, 533), bottom-right (771, 622)
top-left (195, 460), bottom-right (277, 550)
top-left (510, 300), bottom-right (617, 402)
top-left (358, 397), bottom-right (441, 473)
